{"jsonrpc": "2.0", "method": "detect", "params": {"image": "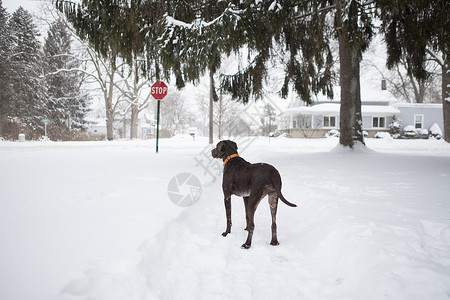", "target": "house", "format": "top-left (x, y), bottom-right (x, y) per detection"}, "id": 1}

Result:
top-left (278, 100), bottom-right (400, 138)
top-left (278, 101), bottom-right (443, 138)
top-left (393, 103), bottom-right (444, 137)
